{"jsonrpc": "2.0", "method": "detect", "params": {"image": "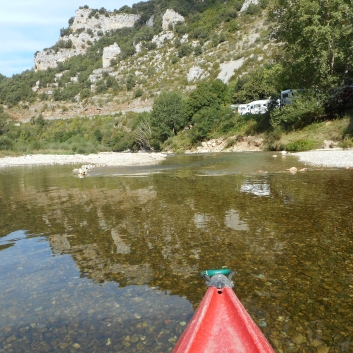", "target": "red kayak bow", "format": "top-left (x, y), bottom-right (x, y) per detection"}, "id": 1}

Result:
top-left (173, 270), bottom-right (275, 353)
